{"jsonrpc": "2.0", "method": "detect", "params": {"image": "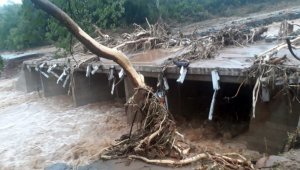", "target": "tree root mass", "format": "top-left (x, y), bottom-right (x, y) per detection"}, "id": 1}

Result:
top-left (100, 88), bottom-right (254, 169)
